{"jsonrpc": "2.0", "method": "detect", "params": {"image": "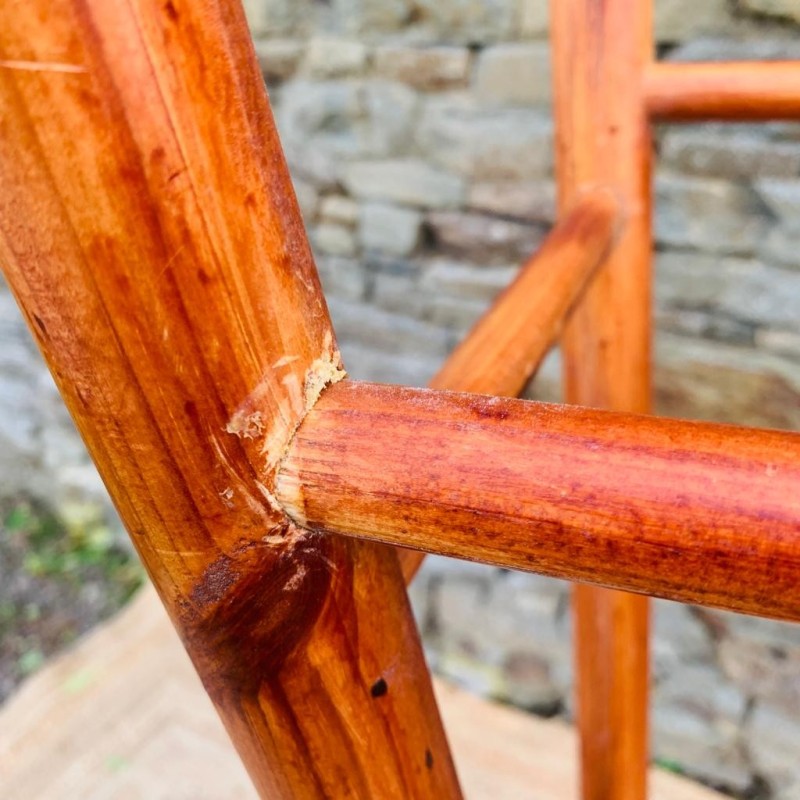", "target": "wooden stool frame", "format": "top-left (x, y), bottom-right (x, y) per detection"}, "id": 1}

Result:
top-left (1, 1), bottom-right (799, 798)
